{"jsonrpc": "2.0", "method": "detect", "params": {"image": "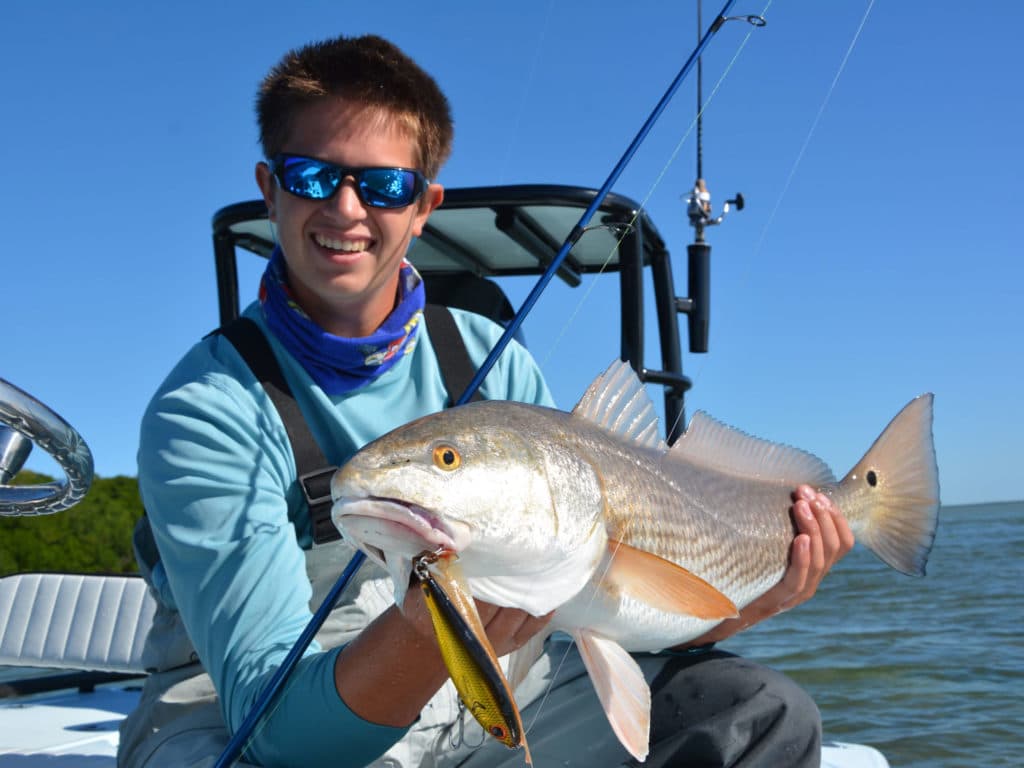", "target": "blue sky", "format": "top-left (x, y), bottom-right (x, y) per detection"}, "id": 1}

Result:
top-left (3, 1), bottom-right (1021, 506)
